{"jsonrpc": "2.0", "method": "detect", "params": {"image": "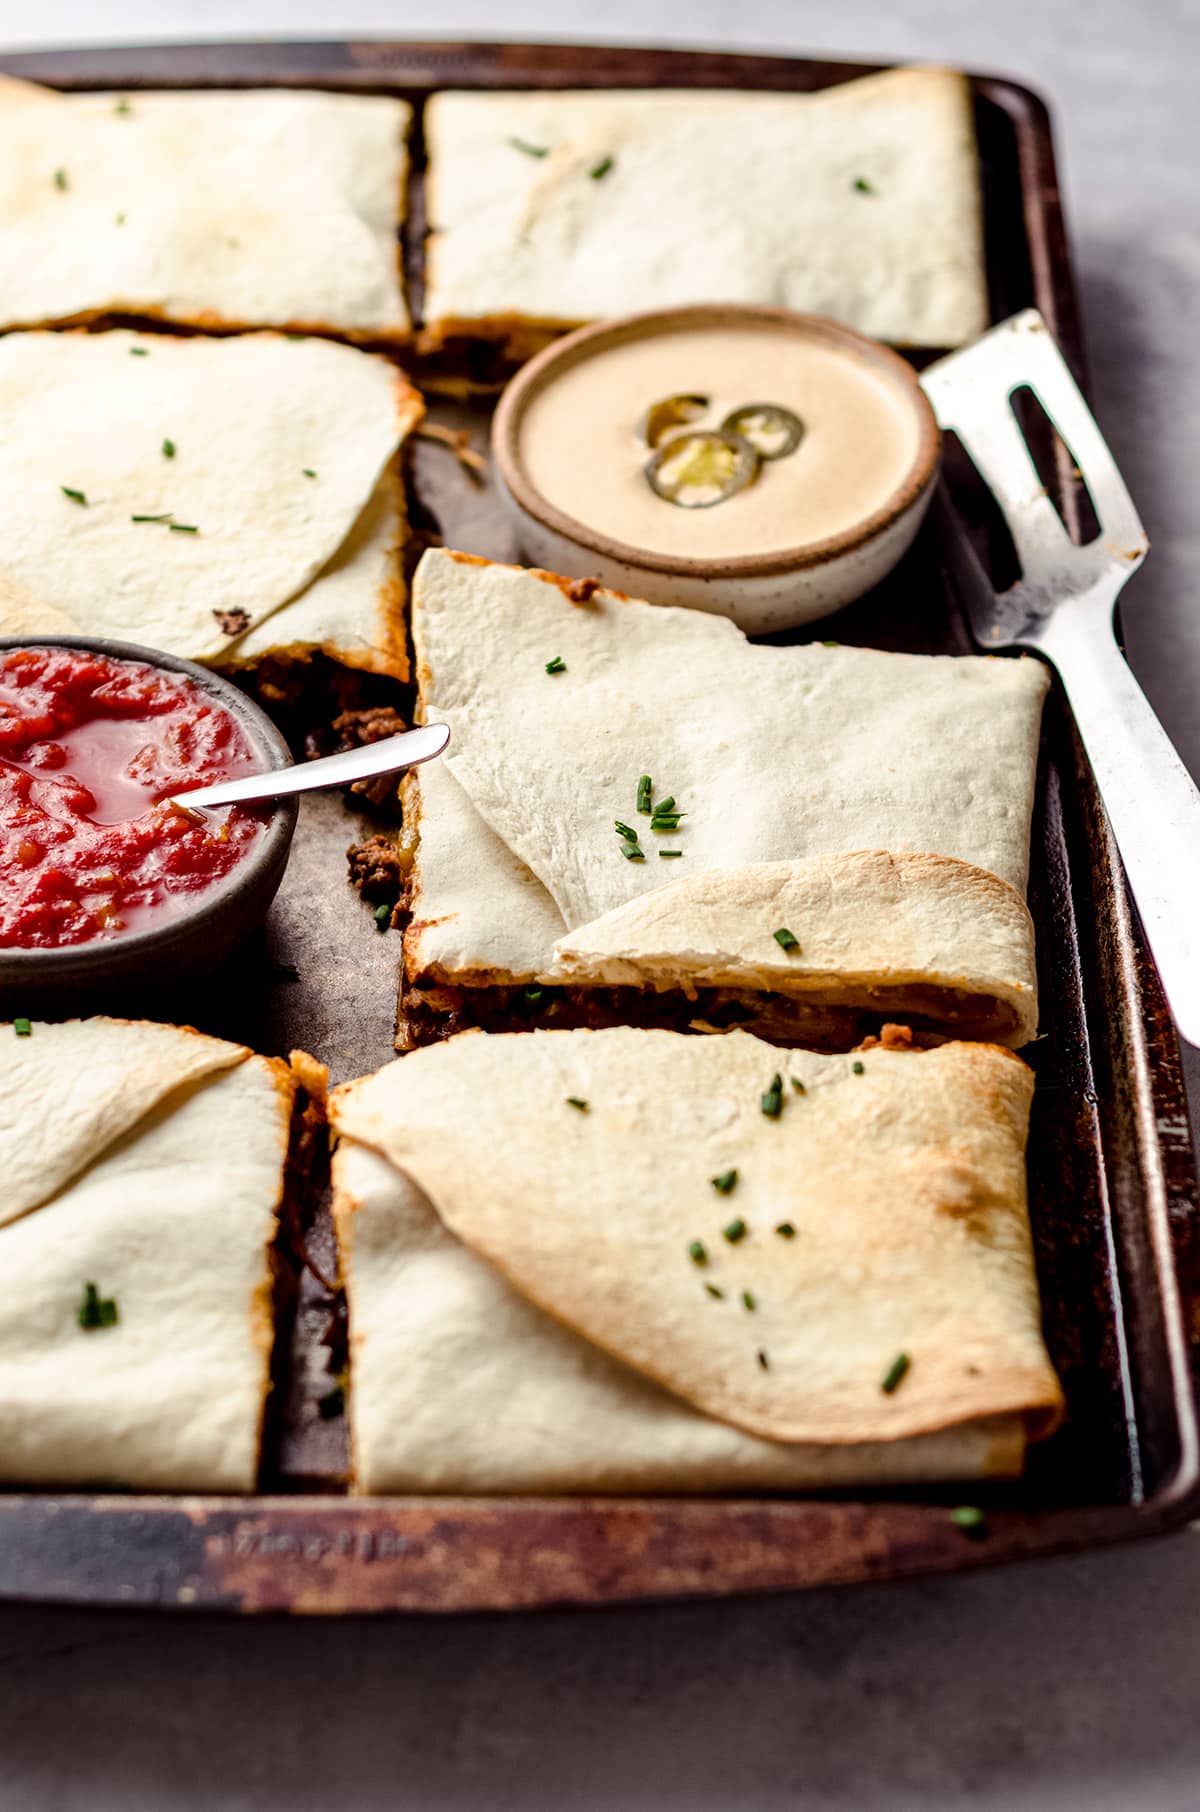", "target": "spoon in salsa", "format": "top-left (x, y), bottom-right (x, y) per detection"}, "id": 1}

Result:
top-left (171, 721), bottom-right (450, 815)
